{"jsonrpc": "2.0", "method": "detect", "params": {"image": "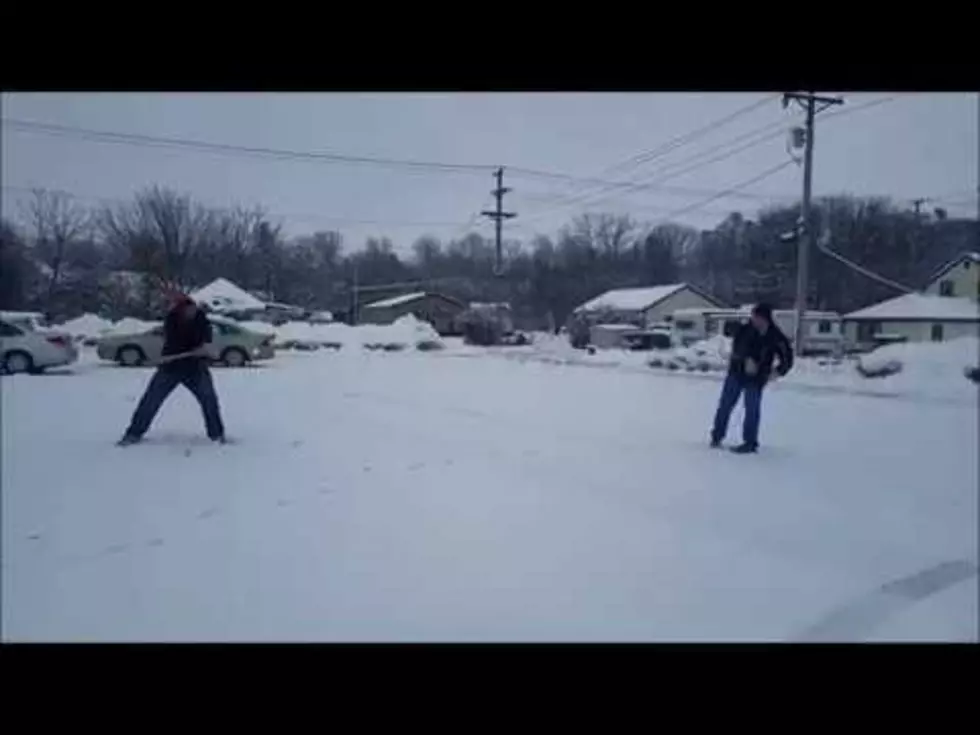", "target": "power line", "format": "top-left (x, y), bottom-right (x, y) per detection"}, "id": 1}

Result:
top-left (516, 95), bottom-right (783, 219)
top-left (515, 95), bottom-right (899, 224)
top-left (0, 183), bottom-right (471, 230)
top-left (1, 117), bottom-right (497, 178)
top-left (590, 94), bottom-right (781, 182)
top-left (654, 159), bottom-right (797, 223)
